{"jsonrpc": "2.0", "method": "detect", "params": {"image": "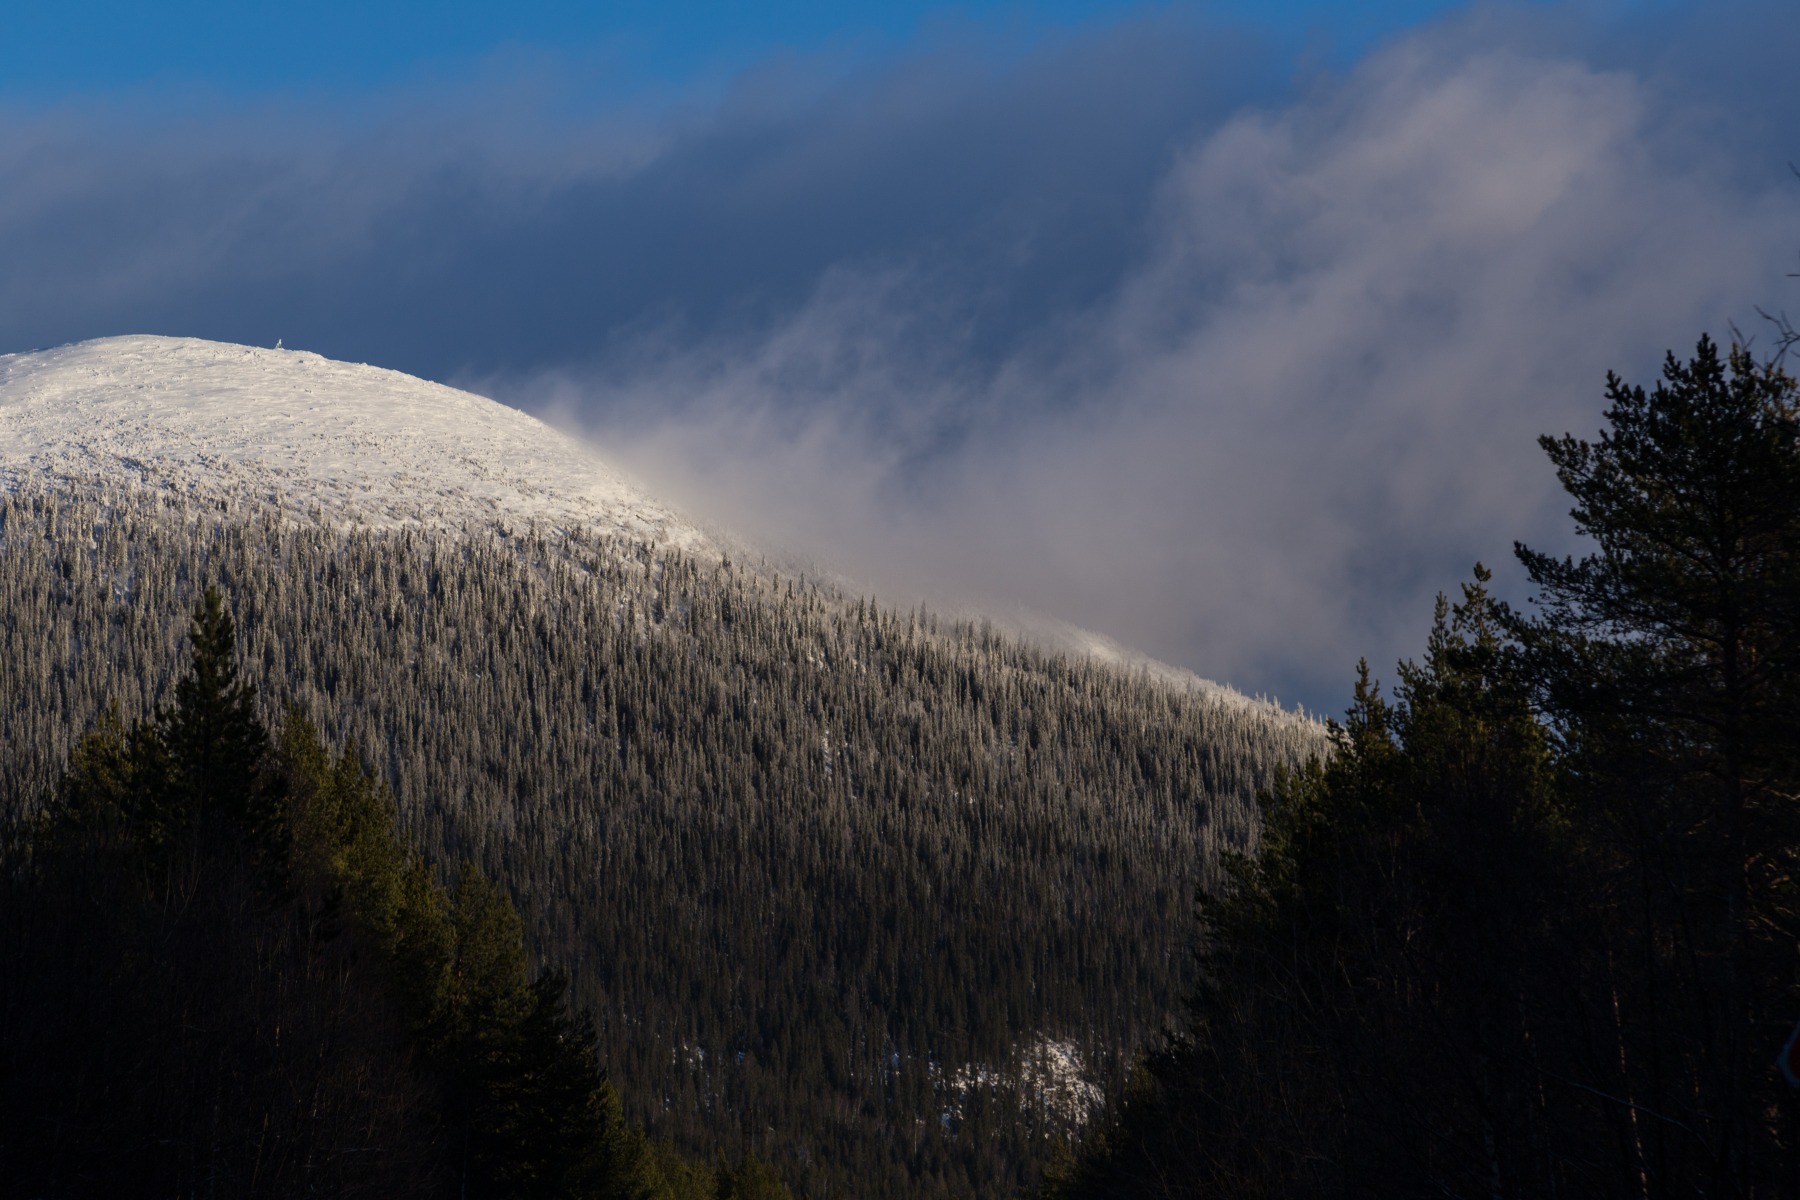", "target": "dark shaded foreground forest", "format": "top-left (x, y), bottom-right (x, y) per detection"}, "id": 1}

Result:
top-left (1049, 336), bottom-right (1800, 1198)
top-left (0, 589), bottom-right (790, 1199)
top-left (0, 477), bottom-right (1319, 1196)
top-left (17, 332), bottom-right (1785, 1198)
